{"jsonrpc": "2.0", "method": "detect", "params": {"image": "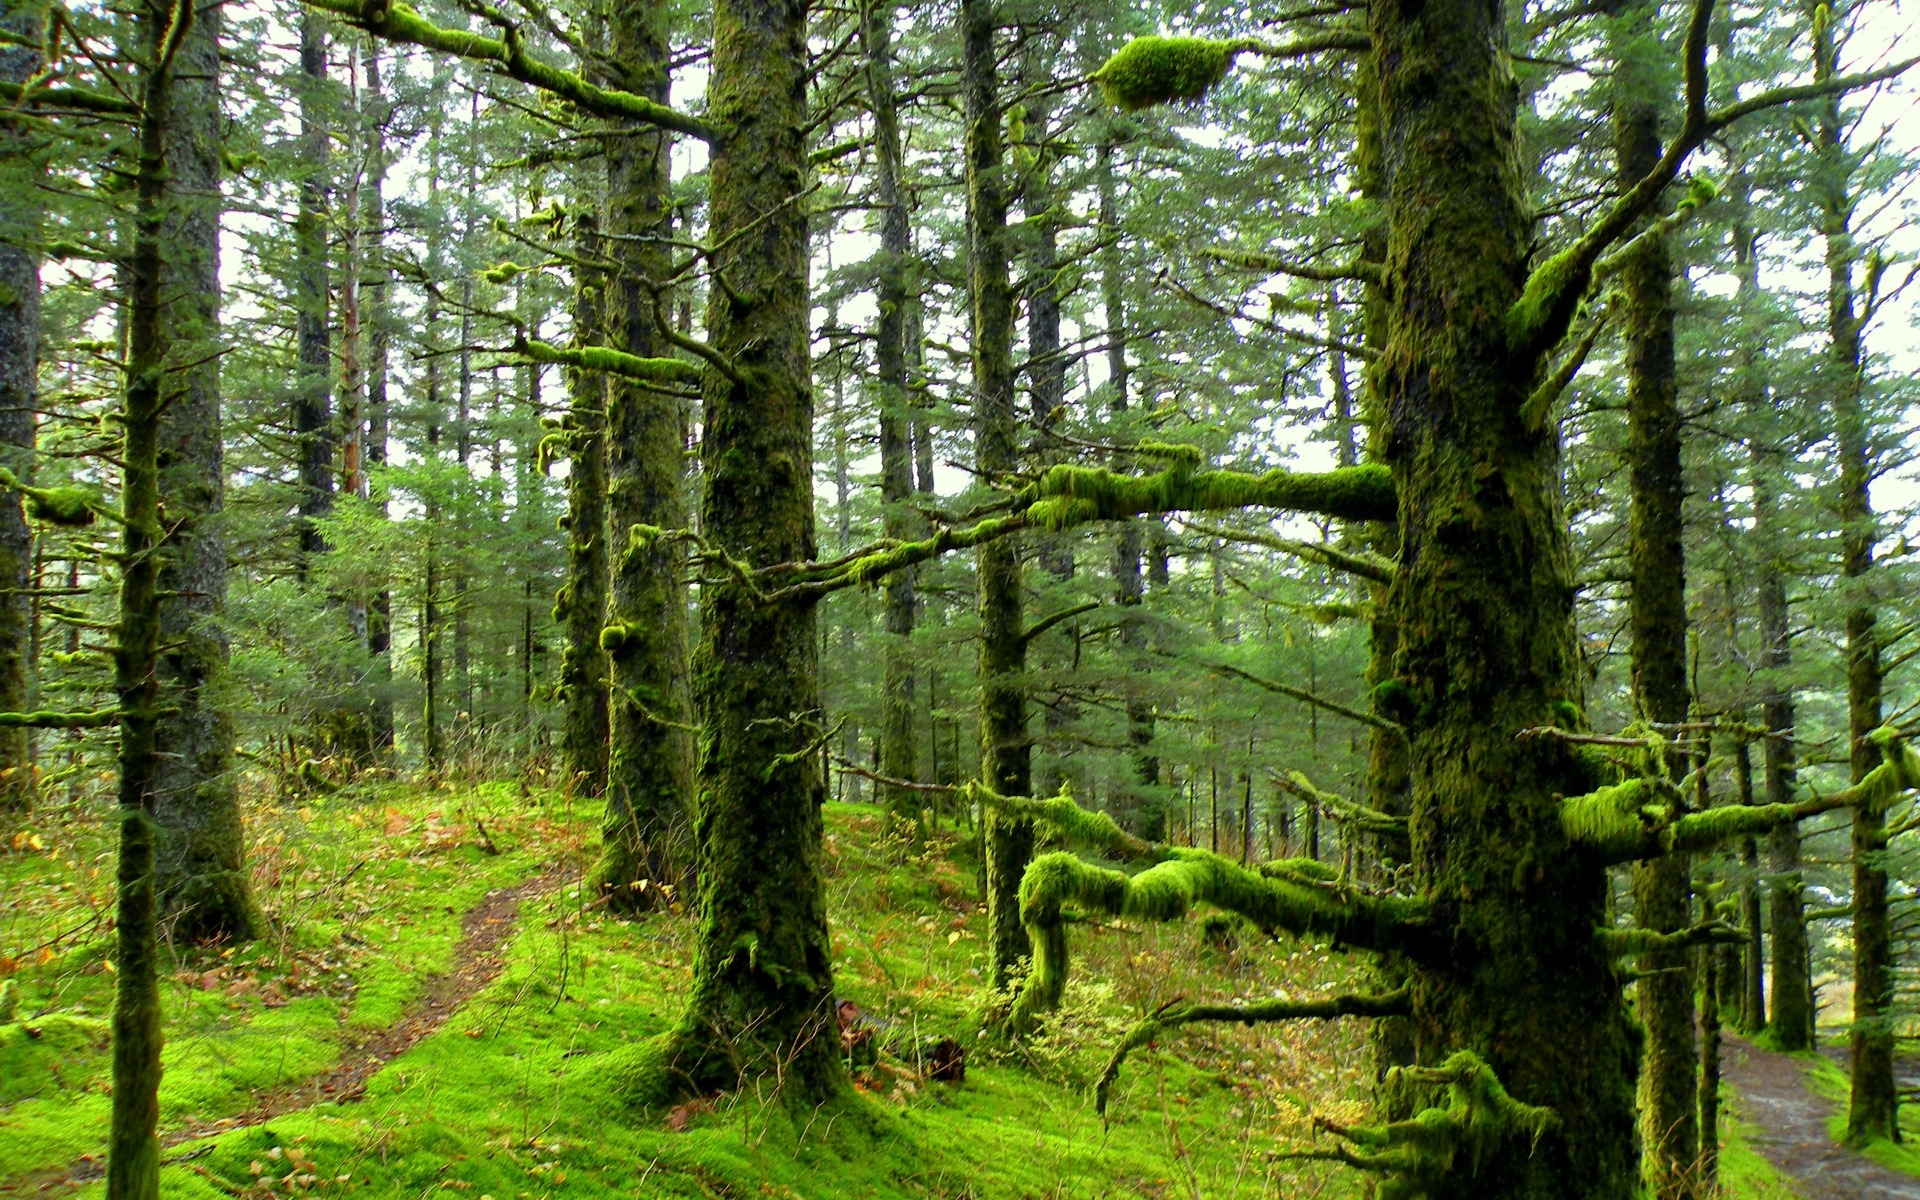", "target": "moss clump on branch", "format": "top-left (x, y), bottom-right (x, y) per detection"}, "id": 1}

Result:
top-left (1309, 1051), bottom-right (1557, 1200)
top-left (1010, 846), bottom-right (1425, 1032)
top-left (967, 781), bottom-right (1161, 862)
top-left (1020, 459), bottom-right (1395, 530)
top-left (1093, 36), bottom-right (1246, 111)
top-left (0, 468), bottom-right (100, 527)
